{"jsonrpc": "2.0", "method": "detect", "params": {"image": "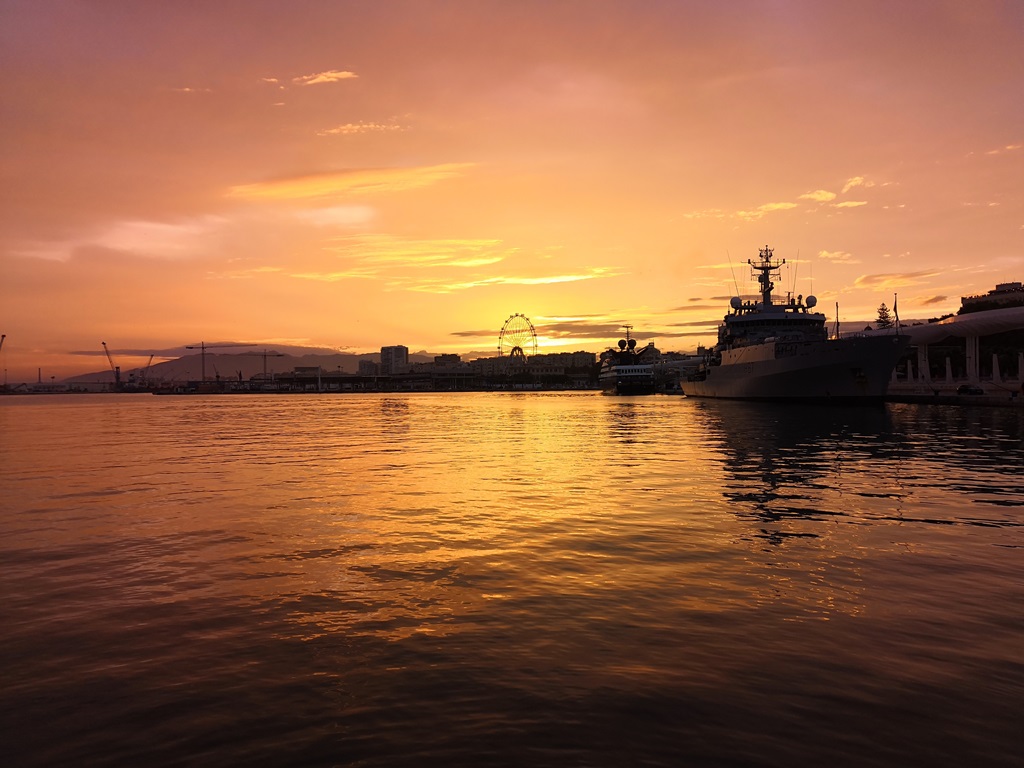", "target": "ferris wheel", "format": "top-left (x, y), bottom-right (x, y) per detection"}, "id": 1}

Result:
top-left (498, 313), bottom-right (538, 360)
